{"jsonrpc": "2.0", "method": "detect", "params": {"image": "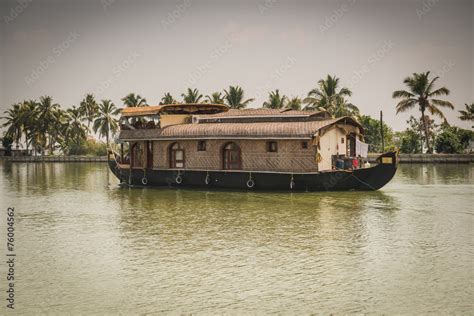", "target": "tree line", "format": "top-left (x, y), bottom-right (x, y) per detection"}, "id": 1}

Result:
top-left (2, 71), bottom-right (473, 155)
